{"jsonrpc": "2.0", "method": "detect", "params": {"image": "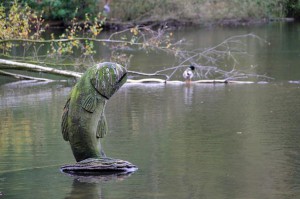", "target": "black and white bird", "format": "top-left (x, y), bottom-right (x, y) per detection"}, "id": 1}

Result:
top-left (183, 65), bottom-right (195, 82)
